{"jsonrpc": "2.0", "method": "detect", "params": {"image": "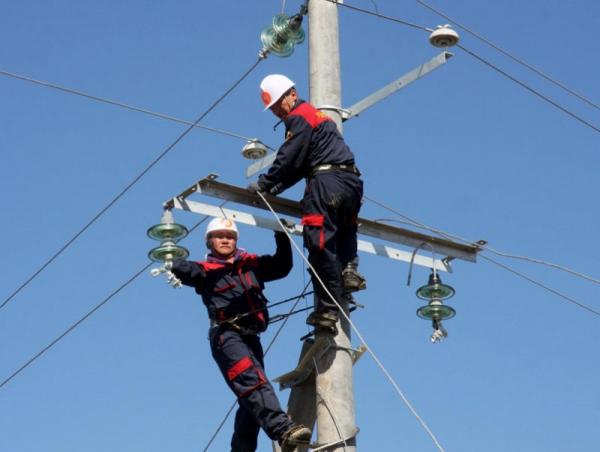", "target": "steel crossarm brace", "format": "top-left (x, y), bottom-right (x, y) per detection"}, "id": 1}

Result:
top-left (170, 198), bottom-right (451, 272)
top-left (246, 51), bottom-right (453, 177)
top-left (343, 51), bottom-right (453, 120)
top-left (165, 175), bottom-right (480, 263)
